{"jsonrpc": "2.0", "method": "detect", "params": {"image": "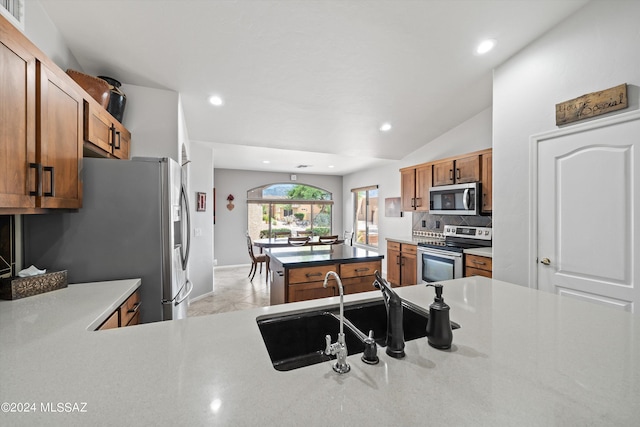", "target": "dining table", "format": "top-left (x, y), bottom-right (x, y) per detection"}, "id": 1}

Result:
top-left (252, 236), bottom-right (344, 251)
